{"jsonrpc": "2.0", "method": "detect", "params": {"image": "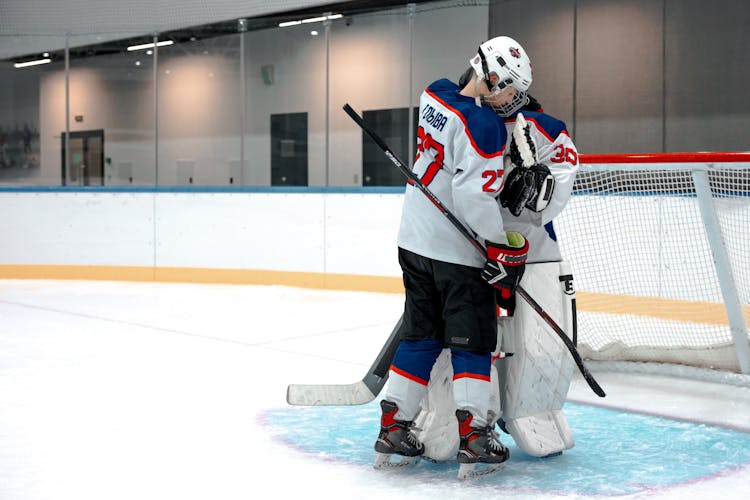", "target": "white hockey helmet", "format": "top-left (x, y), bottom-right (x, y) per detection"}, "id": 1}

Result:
top-left (469, 36), bottom-right (532, 116)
